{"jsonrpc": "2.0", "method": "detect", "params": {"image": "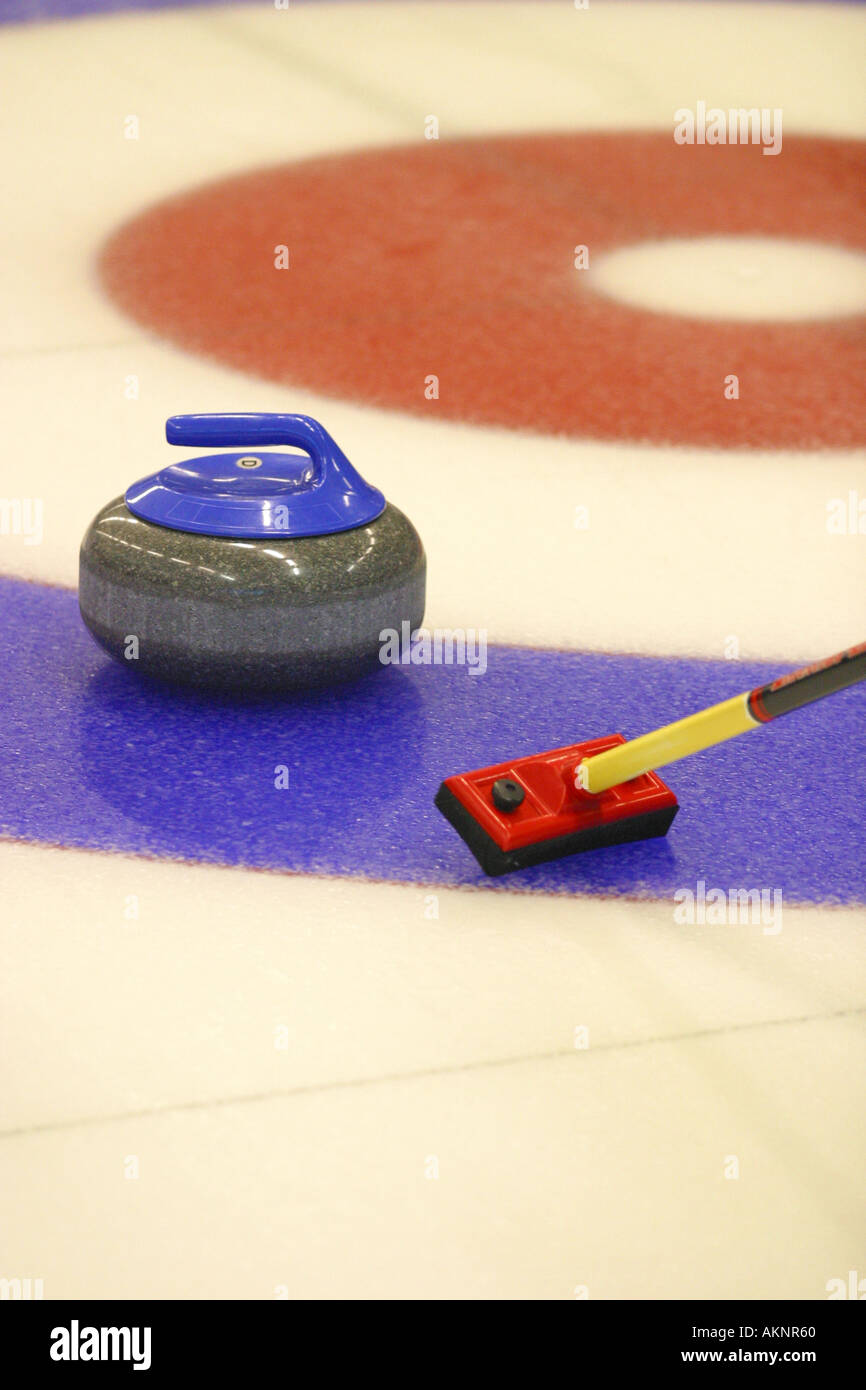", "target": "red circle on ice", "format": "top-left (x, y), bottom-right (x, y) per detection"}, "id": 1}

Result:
top-left (99, 132), bottom-right (866, 448)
